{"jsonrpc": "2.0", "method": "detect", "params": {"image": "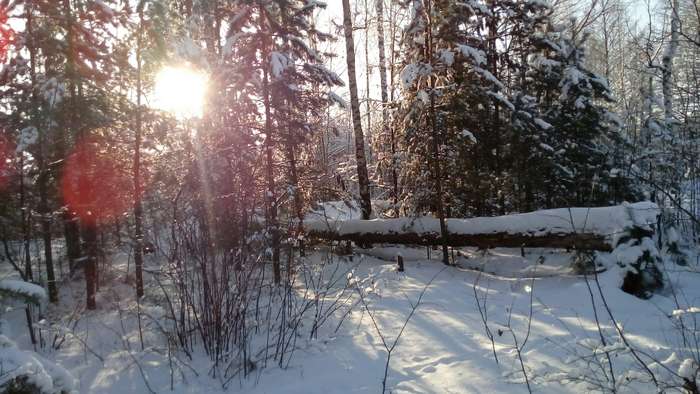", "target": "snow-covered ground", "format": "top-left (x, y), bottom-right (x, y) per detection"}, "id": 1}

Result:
top-left (3, 242), bottom-right (700, 393)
